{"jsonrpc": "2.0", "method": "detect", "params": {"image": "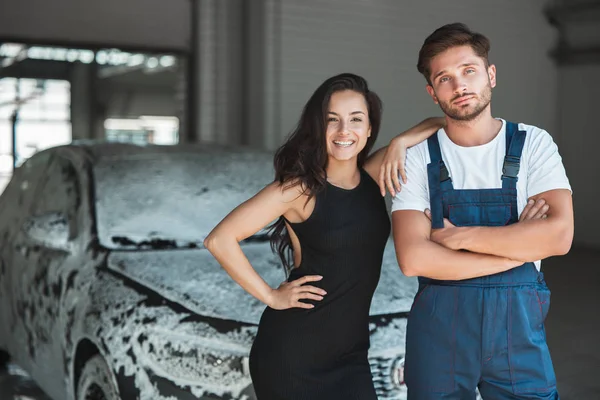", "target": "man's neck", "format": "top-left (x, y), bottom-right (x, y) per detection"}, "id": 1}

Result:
top-left (444, 109), bottom-right (503, 147)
